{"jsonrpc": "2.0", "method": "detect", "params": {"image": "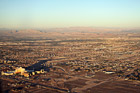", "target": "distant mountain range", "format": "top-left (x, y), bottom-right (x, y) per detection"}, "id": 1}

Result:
top-left (0, 27), bottom-right (139, 40)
